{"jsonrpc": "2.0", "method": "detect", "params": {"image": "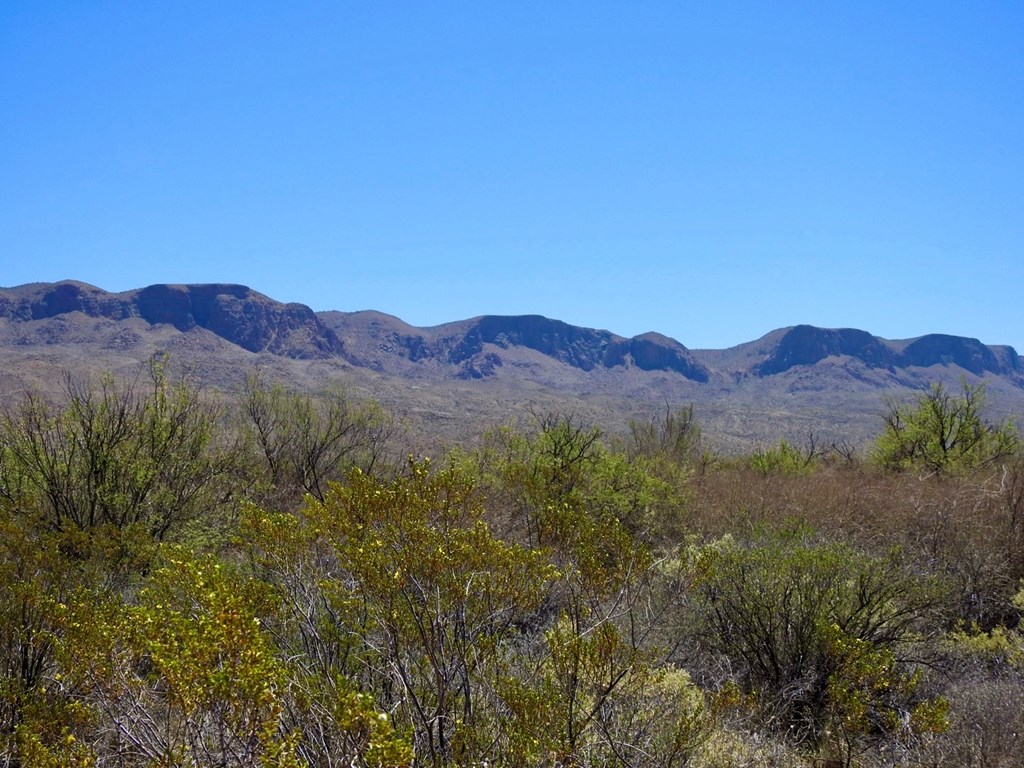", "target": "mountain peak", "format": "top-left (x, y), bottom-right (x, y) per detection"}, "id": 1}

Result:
top-left (753, 325), bottom-right (896, 375)
top-left (747, 325), bottom-right (1020, 379)
top-left (0, 282), bottom-right (345, 359)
